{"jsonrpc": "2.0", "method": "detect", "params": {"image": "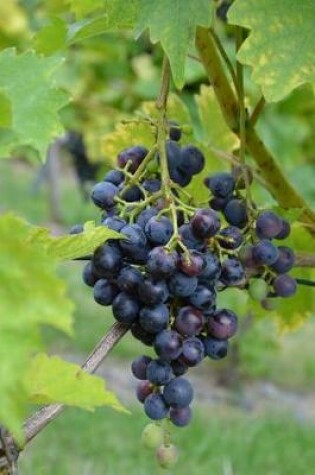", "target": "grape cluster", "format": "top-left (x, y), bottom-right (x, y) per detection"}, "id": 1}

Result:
top-left (77, 121), bottom-right (296, 467)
